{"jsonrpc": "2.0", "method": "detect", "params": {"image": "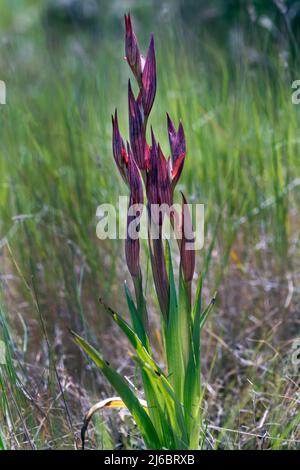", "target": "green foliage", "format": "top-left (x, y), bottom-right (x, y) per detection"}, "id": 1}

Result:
top-left (74, 243), bottom-right (215, 449)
